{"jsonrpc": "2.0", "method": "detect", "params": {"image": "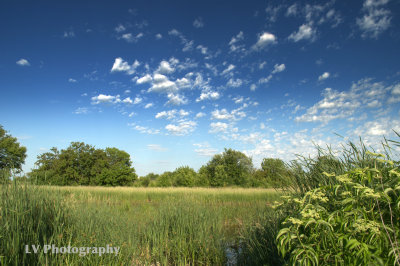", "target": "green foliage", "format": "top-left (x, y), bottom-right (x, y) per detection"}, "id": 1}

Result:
top-left (30, 142), bottom-right (137, 186)
top-left (276, 153), bottom-right (400, 265)
top-left (260, 158), bottom-right (291, 187)
top-left (171, 166), bottom-right (197, 187)
top-left (202, 148), bottom-right (253, 187)
top-left (157, 171), bottom-right (174, 187)
top-left (0, 125), bottom-right (27, 181)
